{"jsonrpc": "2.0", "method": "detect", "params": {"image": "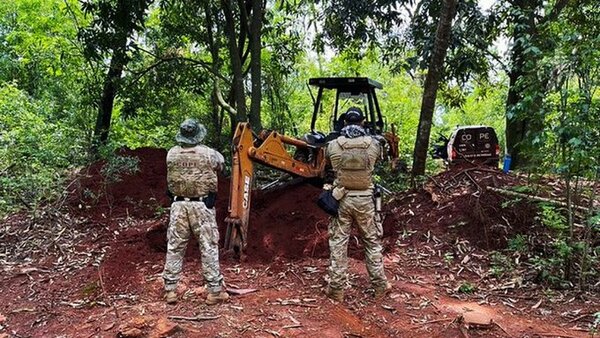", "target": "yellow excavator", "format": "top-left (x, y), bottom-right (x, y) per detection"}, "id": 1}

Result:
top-left (223, 77), bottom-right (400, 255)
